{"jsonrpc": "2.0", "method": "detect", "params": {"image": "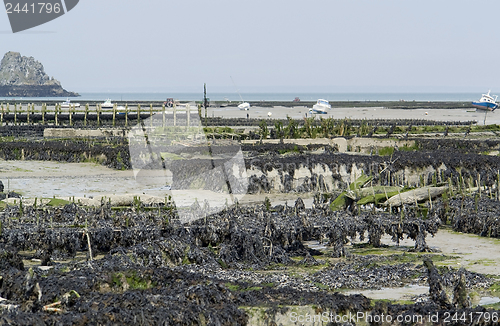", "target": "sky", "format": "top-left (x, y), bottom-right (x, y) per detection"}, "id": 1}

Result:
top-left (1, 0), bottom-right (500, 93)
